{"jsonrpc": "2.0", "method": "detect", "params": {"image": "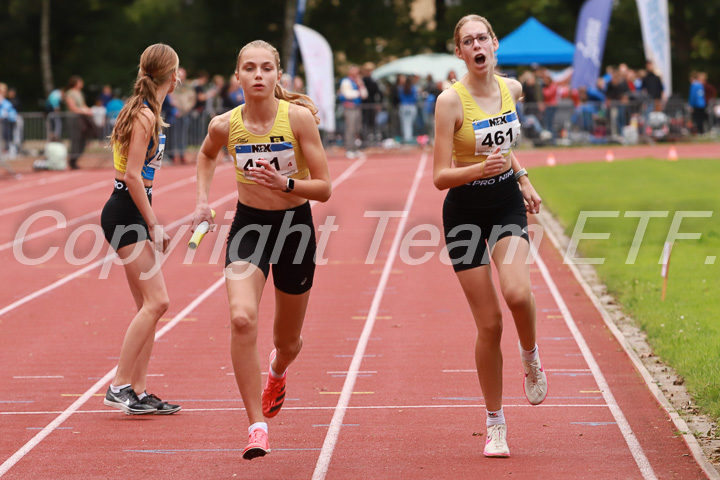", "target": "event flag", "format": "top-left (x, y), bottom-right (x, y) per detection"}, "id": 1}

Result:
top-left (636, 0), bottom-right (672, 95)
top-left (293, 24), bottom-right (336, 133)
top-left (570, 0), bottom-right (613, 90)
